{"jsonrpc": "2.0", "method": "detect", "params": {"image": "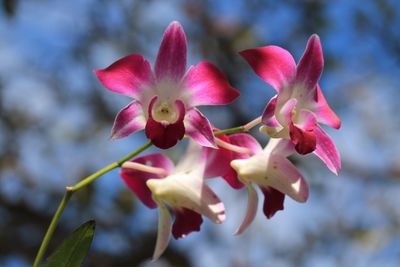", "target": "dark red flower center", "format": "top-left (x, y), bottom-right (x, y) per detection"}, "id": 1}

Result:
top-left (289, 123), bottom-right (317, 154)
top-left (261, 186), bottom-right (285, 219)
top-left (172, 208), bottom-right (203, 239)
top-left (145, 96), bottom-right (186, 149)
